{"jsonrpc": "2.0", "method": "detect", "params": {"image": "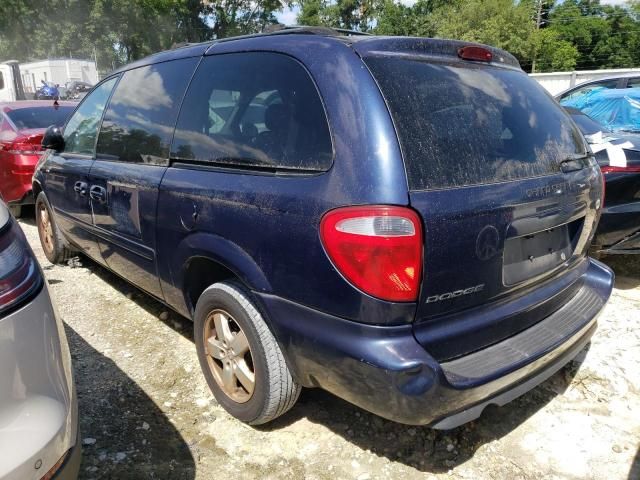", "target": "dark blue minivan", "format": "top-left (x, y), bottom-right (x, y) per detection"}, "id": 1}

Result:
top-left (34, 27), bottom-right (614, 428)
